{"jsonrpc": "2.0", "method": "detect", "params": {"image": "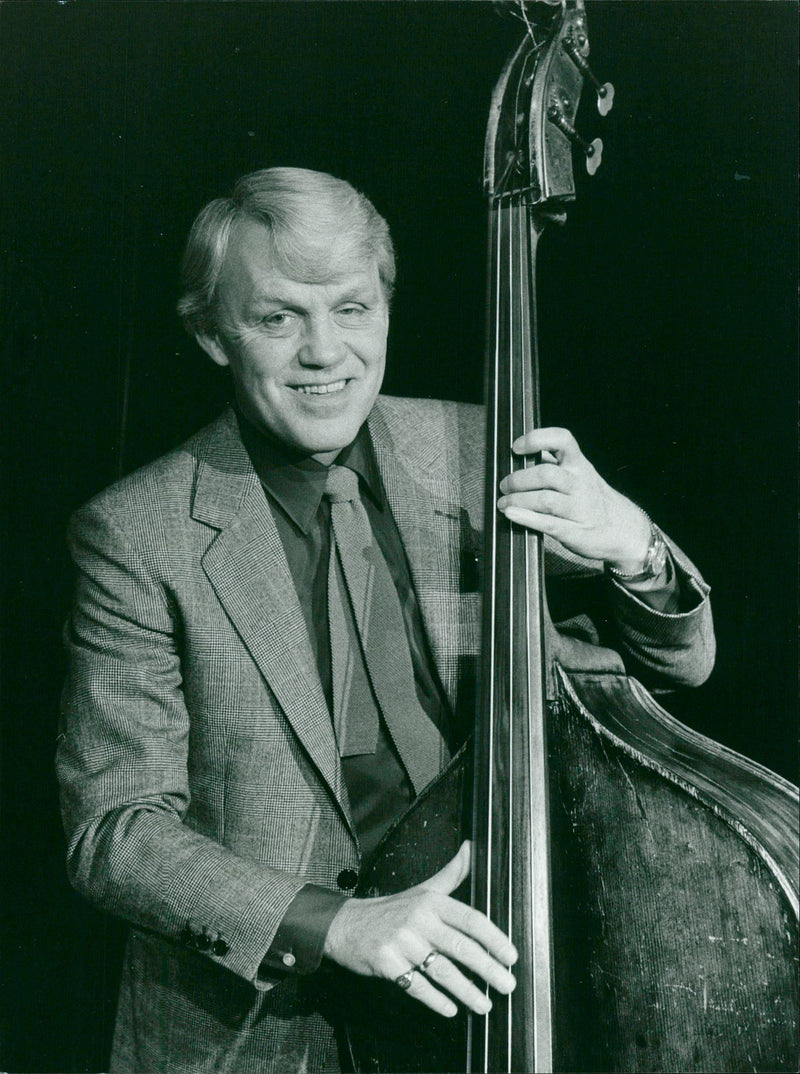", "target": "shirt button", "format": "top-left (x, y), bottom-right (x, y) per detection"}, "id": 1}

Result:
top-left (337, 868), bottom-right (359, 891)
top-left (282, 952), bottom-right (296, 968)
